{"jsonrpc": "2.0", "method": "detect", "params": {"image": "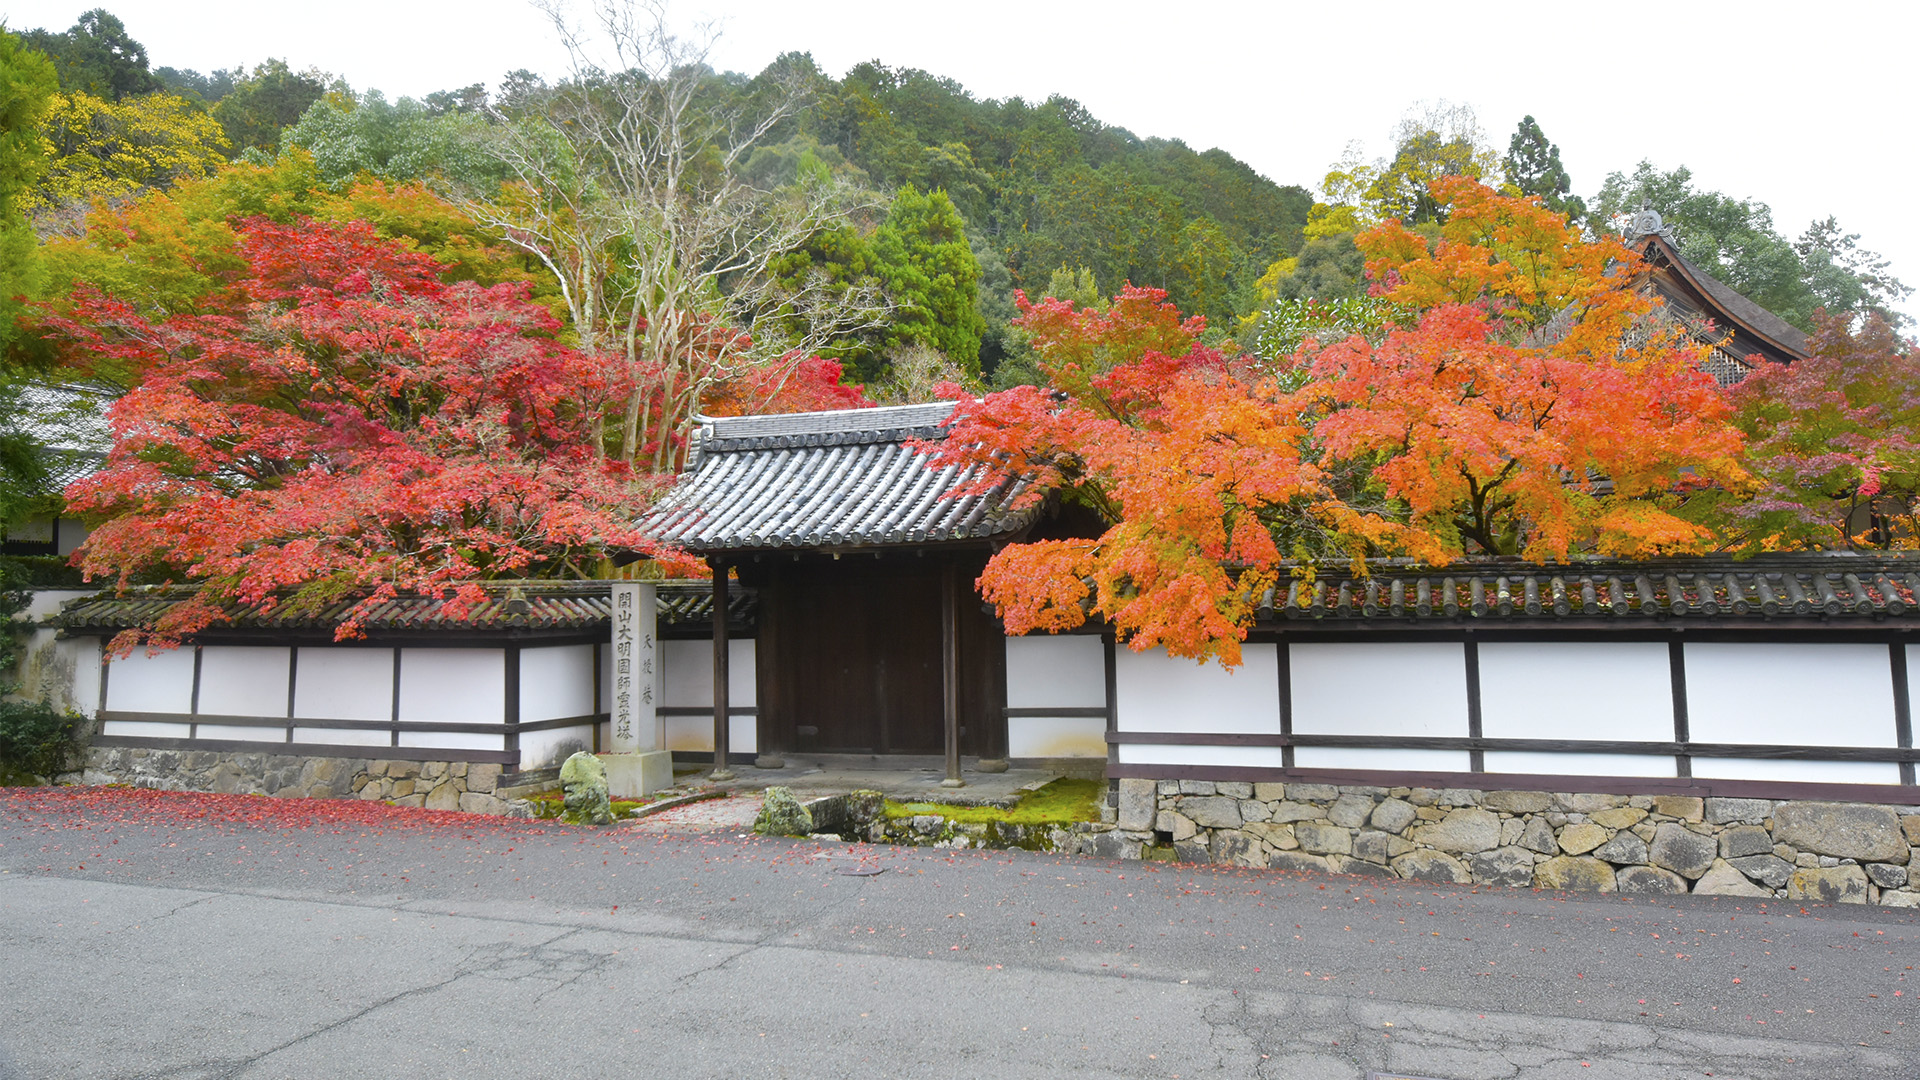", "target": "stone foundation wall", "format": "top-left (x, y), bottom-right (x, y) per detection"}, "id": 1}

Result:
top-left (82, 746), bottom-right (519, 816)
top-left (1080, 779), bottom-right (1920, 908)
